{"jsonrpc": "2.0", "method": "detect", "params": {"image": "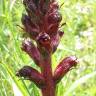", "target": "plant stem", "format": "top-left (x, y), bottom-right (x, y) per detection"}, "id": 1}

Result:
top-left (41, 54), bottom-right (55, 96)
